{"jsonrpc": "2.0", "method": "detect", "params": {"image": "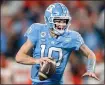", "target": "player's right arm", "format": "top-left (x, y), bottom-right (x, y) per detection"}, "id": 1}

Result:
top-left (15, 39), bottom-right (36, 65)
top-left (15, 39), bottom-right (51, 65)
